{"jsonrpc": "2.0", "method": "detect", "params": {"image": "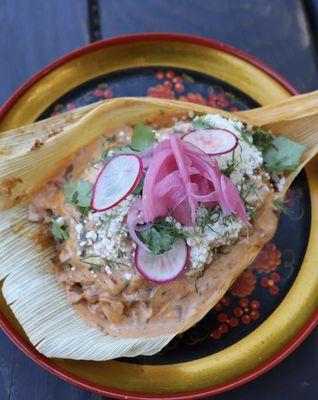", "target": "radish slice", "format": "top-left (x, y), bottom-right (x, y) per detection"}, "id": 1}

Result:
top-left (91, 154), bottom-right (143, 211)
top-left (134, 239), bottom-right (189, 284)
top-left (182, 128), bottom-right (238, 155)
